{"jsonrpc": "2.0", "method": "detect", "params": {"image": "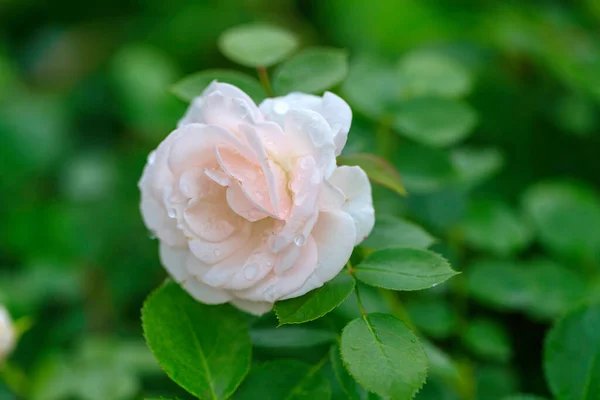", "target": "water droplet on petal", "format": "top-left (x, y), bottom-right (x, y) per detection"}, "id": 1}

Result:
top-left (266, 261), bottom-right (273, 268)
top-left (264, 286), bottom-right (278, 302)
top-left (293, 235), bottom-right (306, 247)
top-left (167, 207), bottom-right (176, 219)
top-left (273, 100), bottom-right (290, 115)
top-left (147, 151), bottom-right (157, 165)
top-left (213, 248), bottom-right (221, 256)
top-left (243, 263), bottom-right (259, 280)
top-left (299, 157), bottom-right (311, 170)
